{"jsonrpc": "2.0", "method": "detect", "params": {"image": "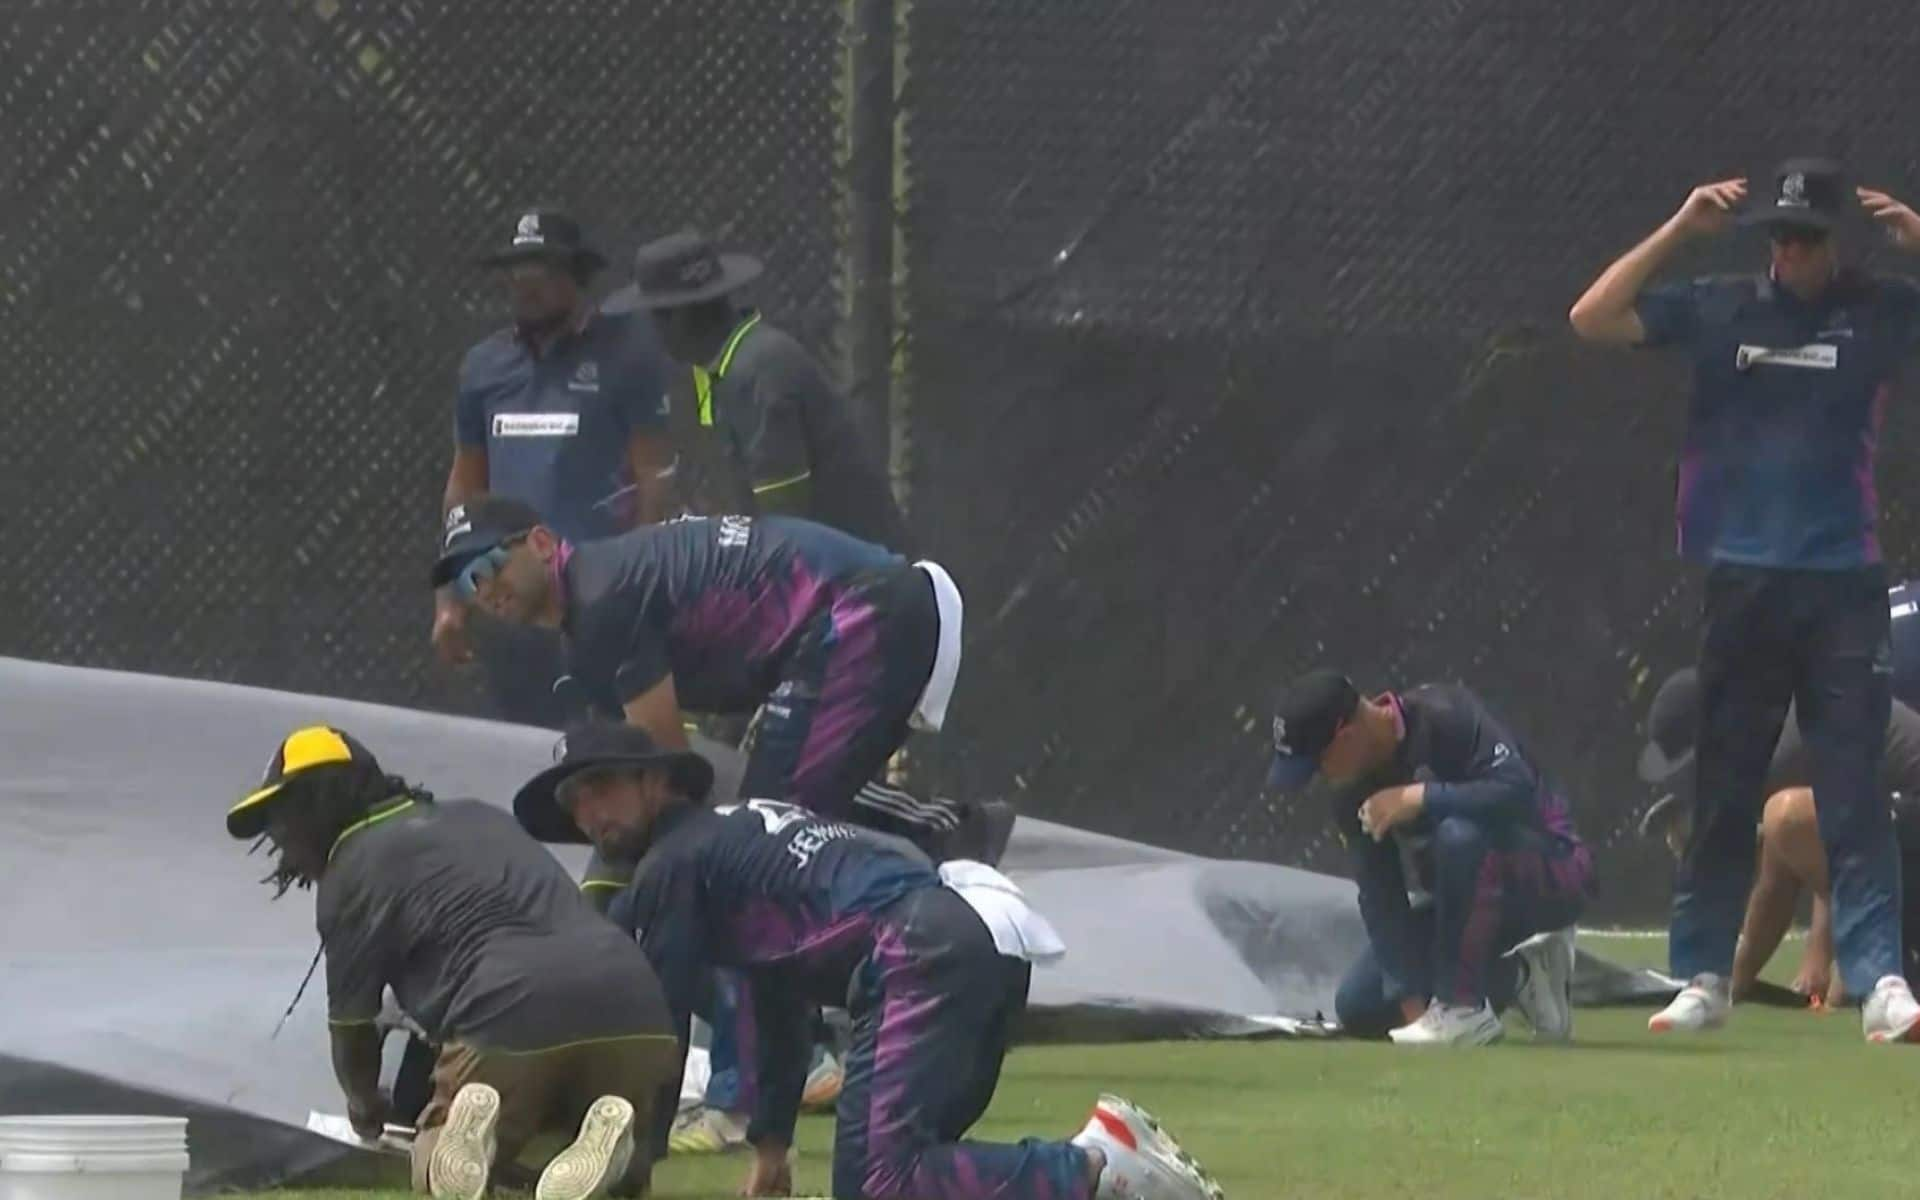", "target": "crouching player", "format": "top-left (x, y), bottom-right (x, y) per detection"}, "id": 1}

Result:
top-left (514, 722), bottom-right (1226, 1200)
top-left (1267, 671), bottom-right (1596, 1045)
